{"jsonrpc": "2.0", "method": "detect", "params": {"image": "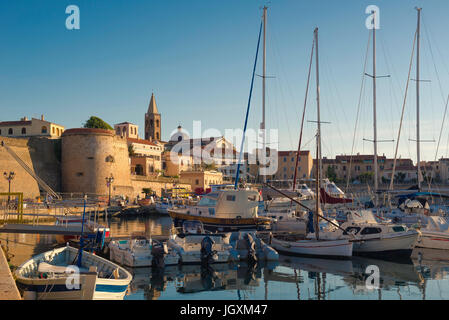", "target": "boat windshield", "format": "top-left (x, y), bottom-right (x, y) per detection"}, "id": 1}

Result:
top-left (198, 194), bottom-right (218, 206)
